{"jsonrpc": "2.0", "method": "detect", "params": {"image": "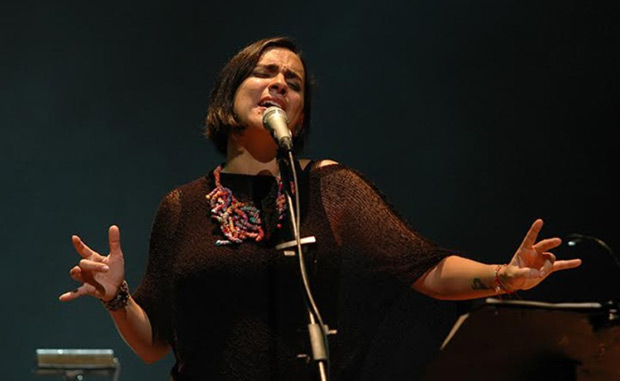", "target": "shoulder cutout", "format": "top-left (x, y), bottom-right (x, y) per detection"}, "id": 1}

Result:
top-left (315, 159), bottom-right (339, 168)
top-left (299, 159), bottom-right (339, 170)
